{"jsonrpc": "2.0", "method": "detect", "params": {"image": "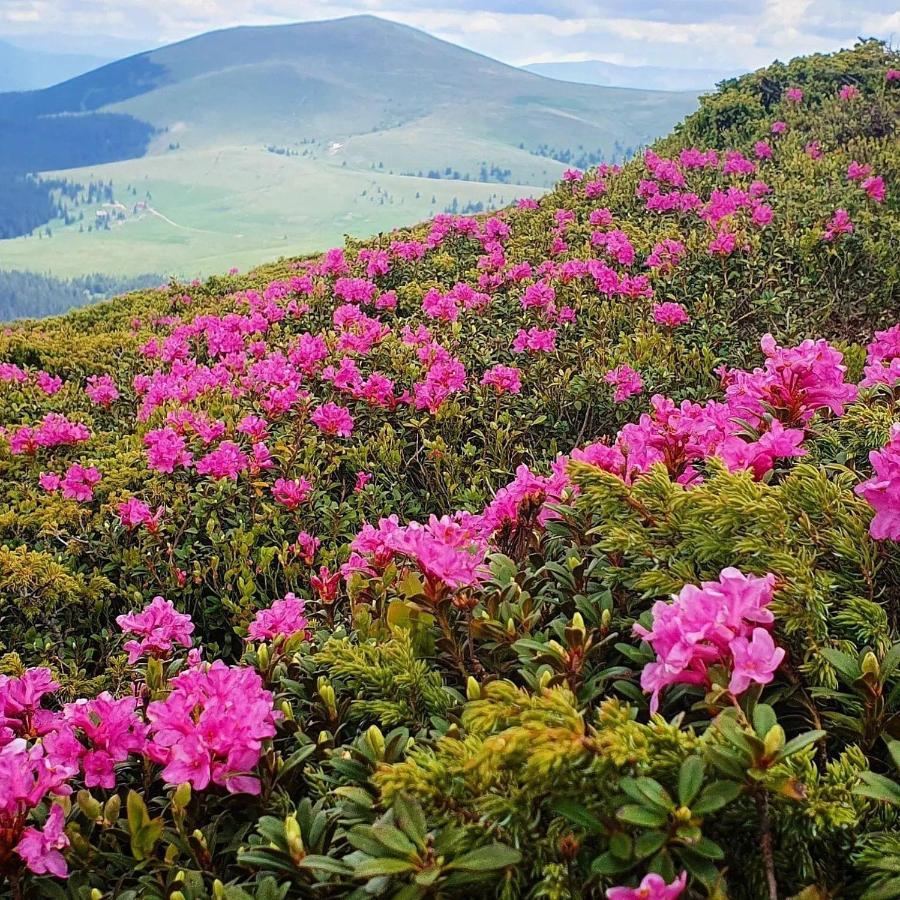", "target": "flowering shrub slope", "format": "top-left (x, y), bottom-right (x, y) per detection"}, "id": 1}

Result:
top-left (0, 41), bottom-right (898, 899)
